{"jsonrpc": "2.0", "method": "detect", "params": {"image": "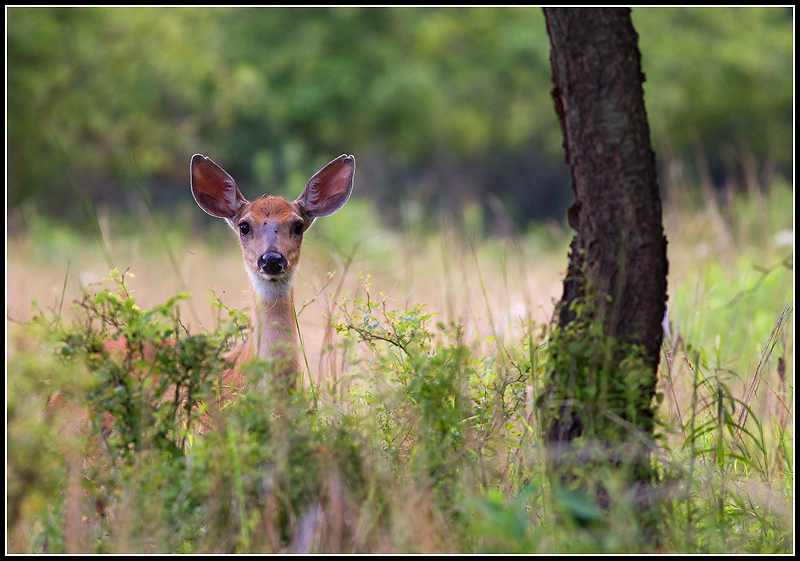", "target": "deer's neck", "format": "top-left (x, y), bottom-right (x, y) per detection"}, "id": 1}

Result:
top-left (247, 272), bottom-right (299, 376)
